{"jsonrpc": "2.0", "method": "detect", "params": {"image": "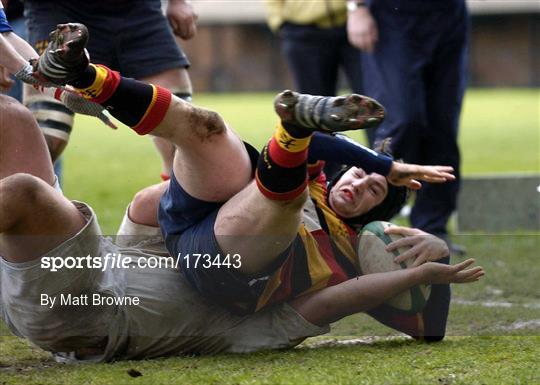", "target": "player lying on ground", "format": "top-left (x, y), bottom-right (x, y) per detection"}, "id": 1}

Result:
top-left (2, 24), bottom-right (484, 361)
top-left (0, 93), bottom-right (483, 362)
top-left (36, 23), bottom-right (478, 336)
